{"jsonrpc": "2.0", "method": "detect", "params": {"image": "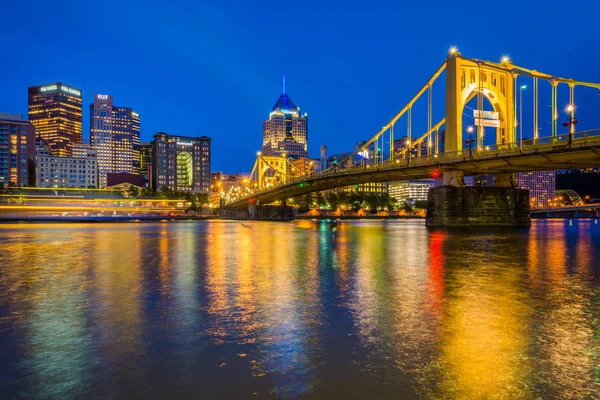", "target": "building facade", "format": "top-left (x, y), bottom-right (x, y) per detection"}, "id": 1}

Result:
top-left (28, 82), bottom-right (82, 156)
top-left (389, 179), bottom-right (434, 205)
top-left (0, 114), bottom-right (36, 187)
top-left (139, 142), bottom-right (153, 188)
top-left (36, 142), bottom-right (98, 188)
top-left (393, 137), bottom-right (430, 158)
top-left (516, 171), bottom-right (556, 208)
top-left (262, 90), bottom-right (308, 159)
top-left (290, 158), bottom-right (320, 177)
top-left (152, 133), bottom-right (211, 193)
top-left (90, 94), bottom-right (140, 187)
